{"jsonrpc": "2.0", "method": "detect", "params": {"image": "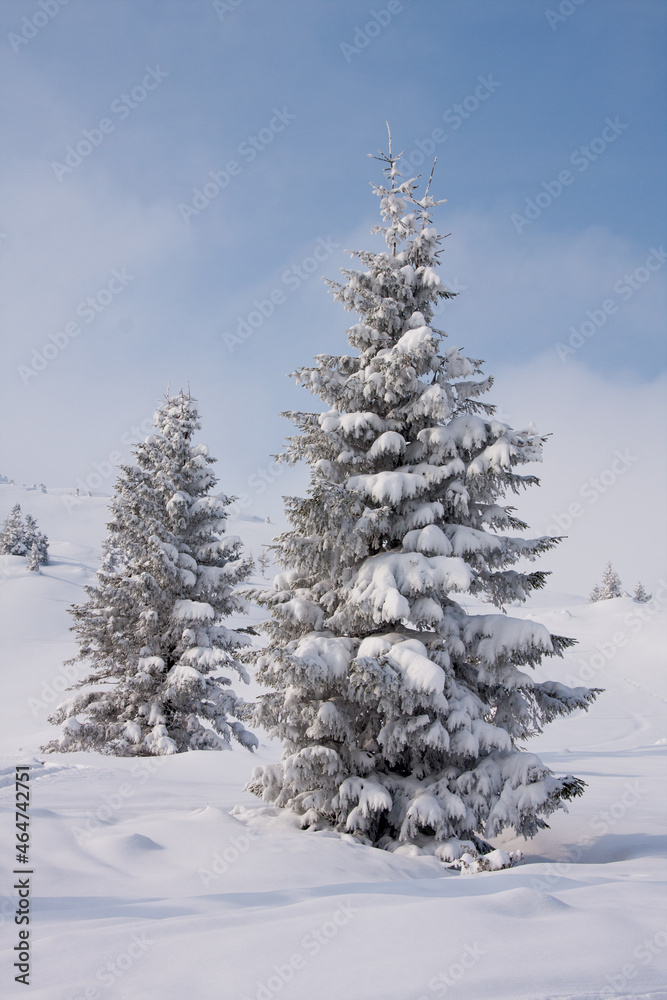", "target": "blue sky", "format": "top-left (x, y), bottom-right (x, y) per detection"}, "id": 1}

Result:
top-left (0, 0), bottom-right (665, 588)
